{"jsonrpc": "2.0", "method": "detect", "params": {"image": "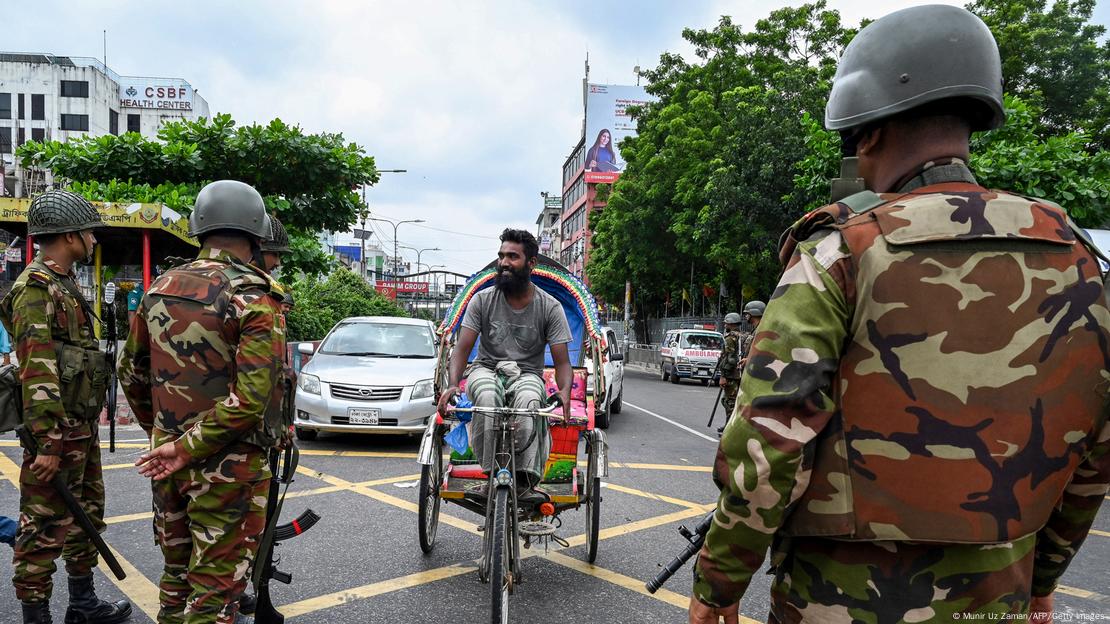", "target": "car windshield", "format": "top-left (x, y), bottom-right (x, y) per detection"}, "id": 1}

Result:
top-left (681, 333), bottom-right (722, 349)
top-left (319, 322), bottom-right (435, 357)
